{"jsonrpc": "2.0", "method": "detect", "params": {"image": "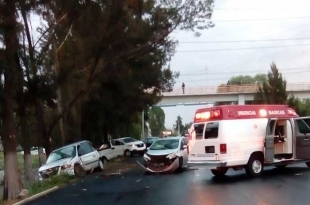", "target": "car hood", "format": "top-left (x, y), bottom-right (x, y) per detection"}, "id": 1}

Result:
top-left (39, 157), bottom-right (73, 171)
top-left (126, 141), bottom-right (144, 145)
top-left (147, 149), bottom-right (178, 156)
